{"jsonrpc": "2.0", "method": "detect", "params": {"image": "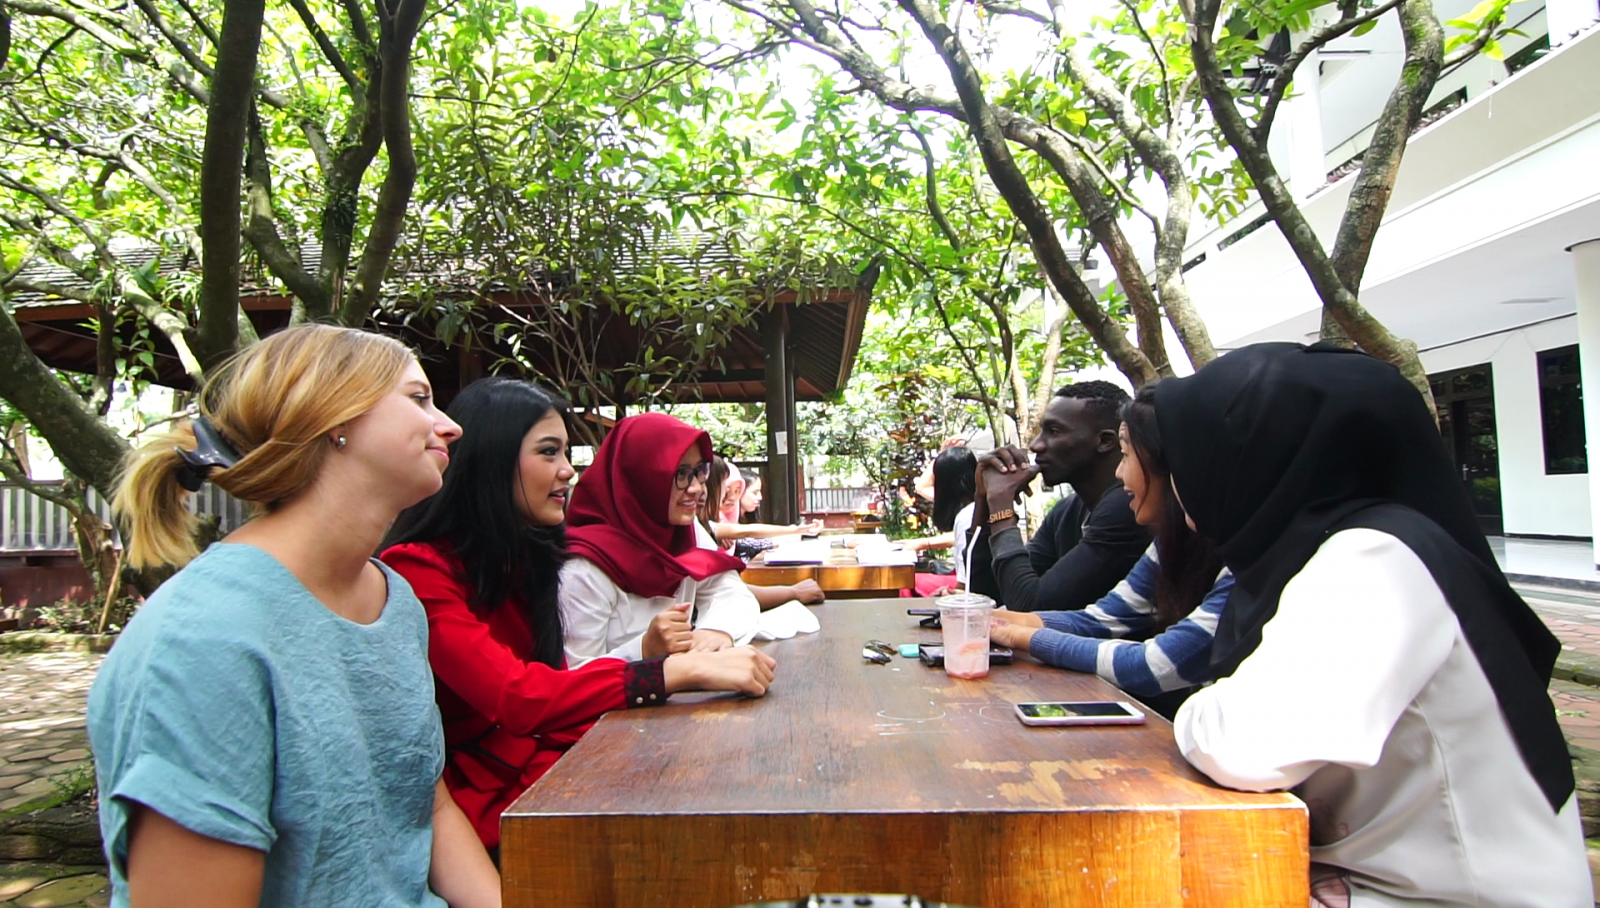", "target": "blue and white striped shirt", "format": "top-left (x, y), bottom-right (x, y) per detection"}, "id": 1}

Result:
top-left (1025, 543), bottom-right (1232, 696)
